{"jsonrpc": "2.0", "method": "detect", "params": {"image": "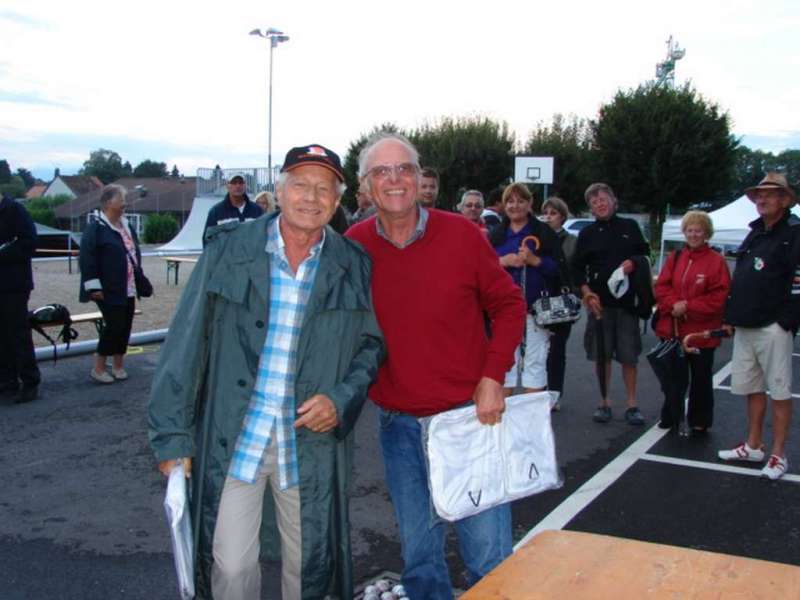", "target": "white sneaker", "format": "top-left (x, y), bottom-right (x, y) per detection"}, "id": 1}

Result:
top-left (111, 368), bottom-right (128, 381)
top-left (761, 455), bottom-right (788, 480)
top-left (91, 370), bottom-right (114, 384)
top-left (717, 442), bottom-right (765, 462)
